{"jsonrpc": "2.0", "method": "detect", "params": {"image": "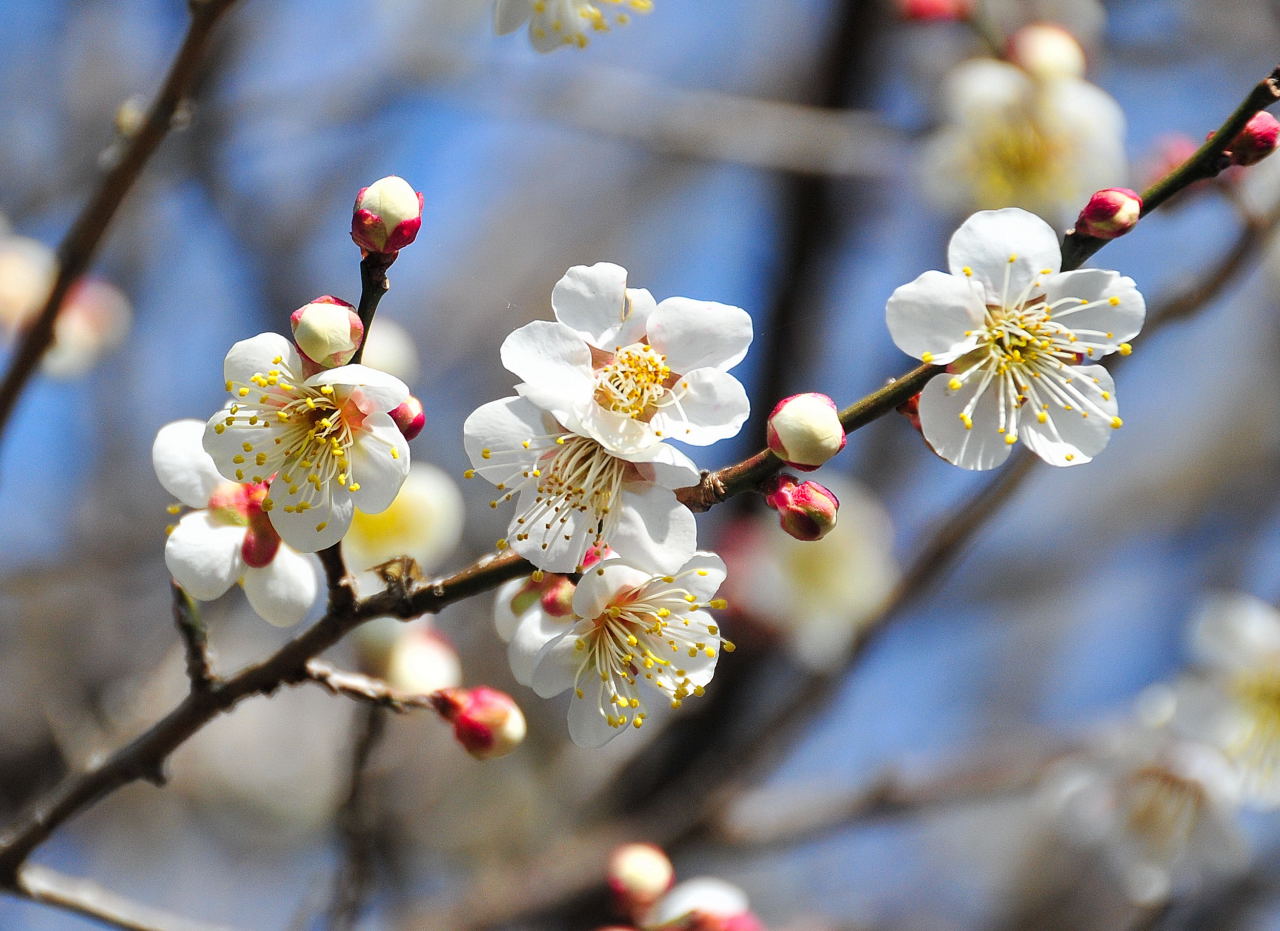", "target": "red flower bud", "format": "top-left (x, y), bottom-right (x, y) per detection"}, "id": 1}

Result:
top-left (1074, 188), bottom-right (1142, 240)
top-left (351, 176), bottom-right (424, 254)
top-left (390, 396), bottom-right (426, 441)
top-left (1227, 111), bottom-right (1280, 167)
top-left (290, 296), bottom-right (362, 369)
top-left (432, 687), bottom-right (526, 760)
top-left (762, 474), bottom-right (839, 542)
